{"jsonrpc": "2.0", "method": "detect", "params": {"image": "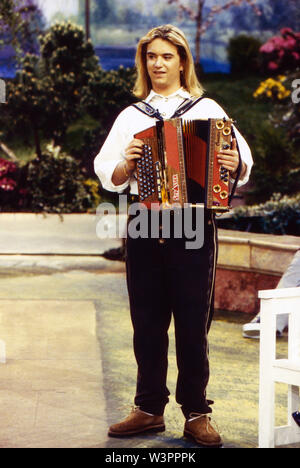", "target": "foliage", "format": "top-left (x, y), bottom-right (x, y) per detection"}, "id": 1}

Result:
top-left (24, 144), bottom-right (99, 213)
top-left (251, 27), bottom-right (300, 201)
top-left (6, 54), bottom-right (46, 157)
top-left (65, 123), bottom-right (108, 178)
top-left (38, 21), bottom-right (100, 140)
top-left (259, 28), bottom-right (300, 73)
top-left (6, 21), bottom-right (101, 157)
top-left (247, 119), bottom-right (299, 203)
top-left (255, 71), bottom-right (300, 147)
top-left (0, 145), bottom-right (102, 213)
top-left (0, 0), bottom-right (45, 56)
top-left (82, 66), bottom-right (136, 128)
top-left (3, 19), bottom-right (137, 187)
top-left (219, 193), bottom-right (300, 235)
top-left (252, 70), bottom-right (300, 203)
top-left (227, 34), bottom-right (262, 76)
top-left (271, 94), bottom-right (300, 146)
